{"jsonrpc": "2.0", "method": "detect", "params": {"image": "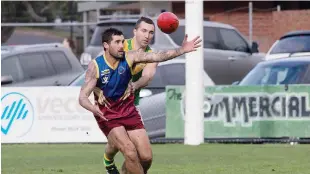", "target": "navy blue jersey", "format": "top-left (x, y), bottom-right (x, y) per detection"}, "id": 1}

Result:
top-left (93, 53), bottom-right (132, 101)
